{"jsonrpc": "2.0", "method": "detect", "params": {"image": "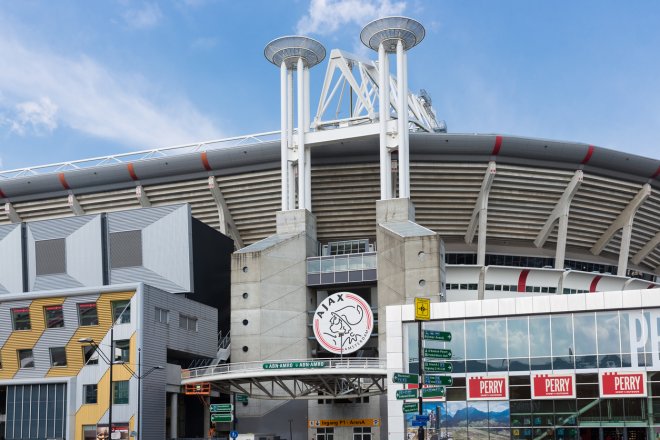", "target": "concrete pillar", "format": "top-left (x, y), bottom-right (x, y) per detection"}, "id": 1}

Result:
top-left (169, 393), bottom-right (178, 439)
top-left (203, 396), bottom-right (210, 437)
